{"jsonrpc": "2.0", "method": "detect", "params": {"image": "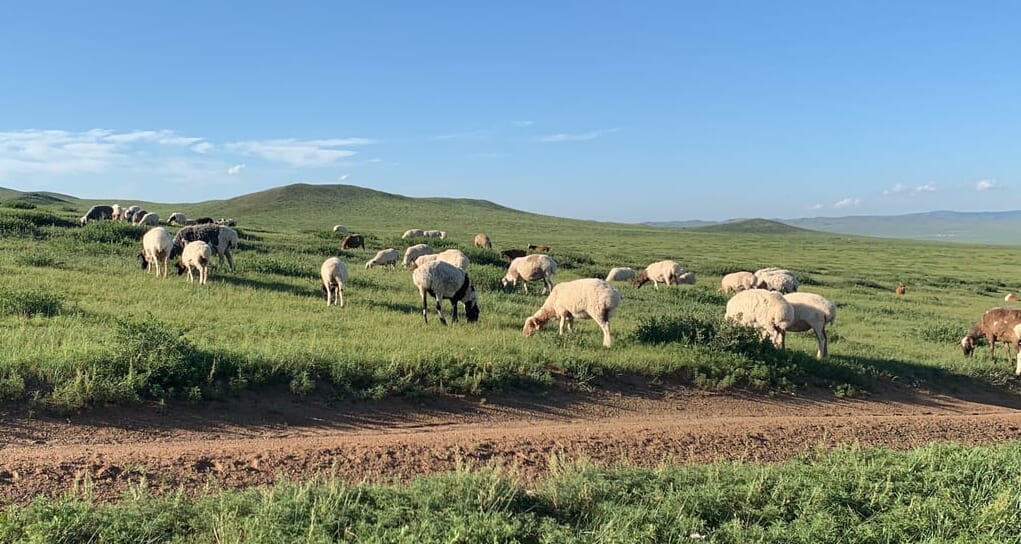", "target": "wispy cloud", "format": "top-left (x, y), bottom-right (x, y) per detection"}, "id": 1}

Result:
top-left (338, 174), bottom-right (349, 181)
top-left (223, 138), bottom-right (375, 167)
top-left (914, 183), bottom-right (936, 193)
top-left (536, 128), bottom-right (618, 143)
top-left (512, 120), bottom-right (534, 127)
top-left (810, 203), bottom-right (824, 210)
top-left (976, 179), bottom-right (1000, 191)
top-left (882, 183), bottom-right (906, 195)
top-left (227, 164), bottom-right (245, 175)
top-left (191, 141), bottom-right (214, 154)
top-left (833, 197), bottom-right (861, 209)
